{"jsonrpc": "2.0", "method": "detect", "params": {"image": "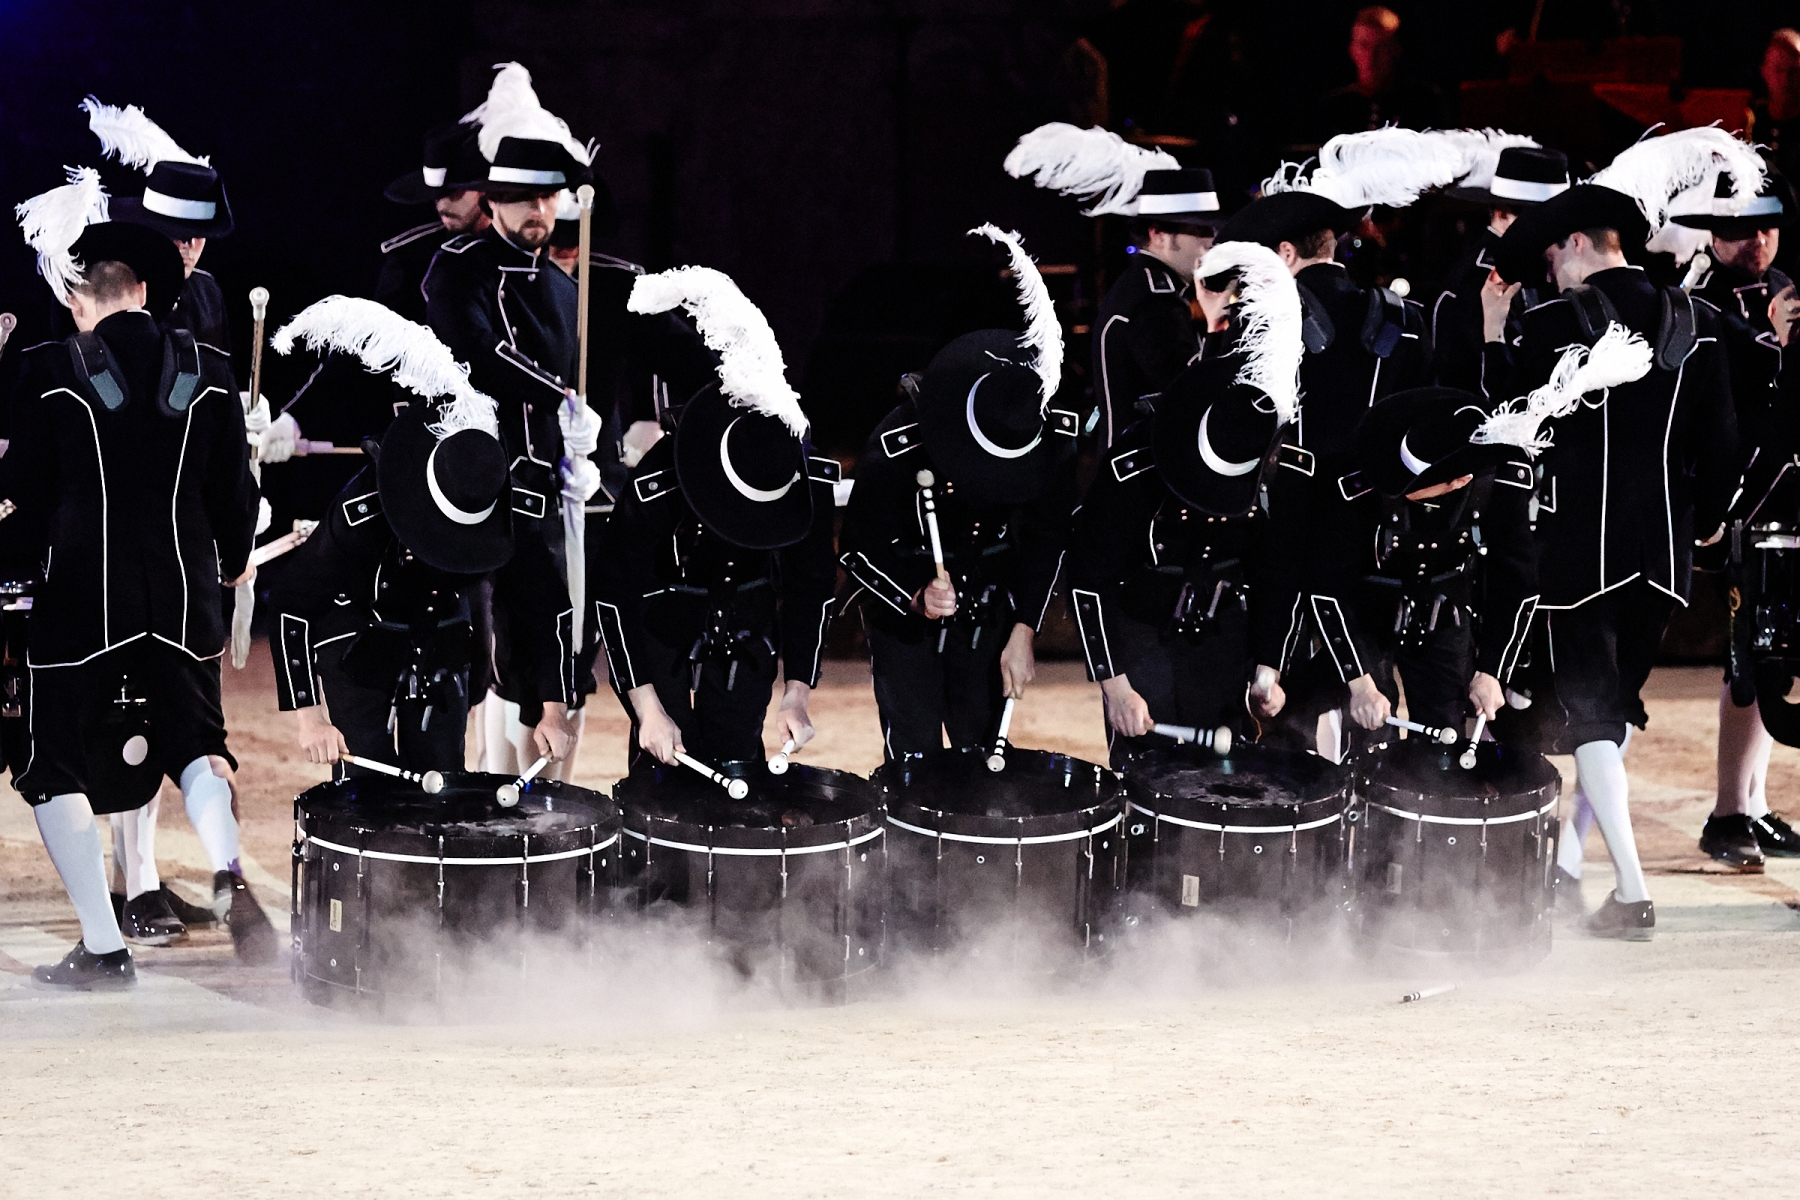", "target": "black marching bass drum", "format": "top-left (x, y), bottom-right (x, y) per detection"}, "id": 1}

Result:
top-left (873, 747), bottom-right (1123, 969)
top-left (1738, 522), bottom-right (1800, 745)
top-left (292, 773), bottom-right (620, 1007)
top-left (613, 762), bottom-right (886, 1000)
top-left (1120, 743), bottom-right (1354, 939)
top-left (1351, 737), bottom-right (1559, 964)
